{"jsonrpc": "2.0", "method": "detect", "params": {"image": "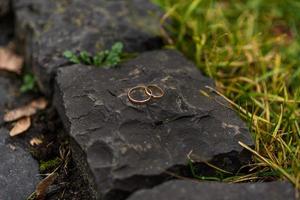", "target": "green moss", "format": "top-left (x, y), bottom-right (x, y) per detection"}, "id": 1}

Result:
top-left (39, 157), bottom-right (61, 173)
top-left (42, 21), bottom-right (53, 33)
top-left (72, 13), bottom-right (85, 27)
